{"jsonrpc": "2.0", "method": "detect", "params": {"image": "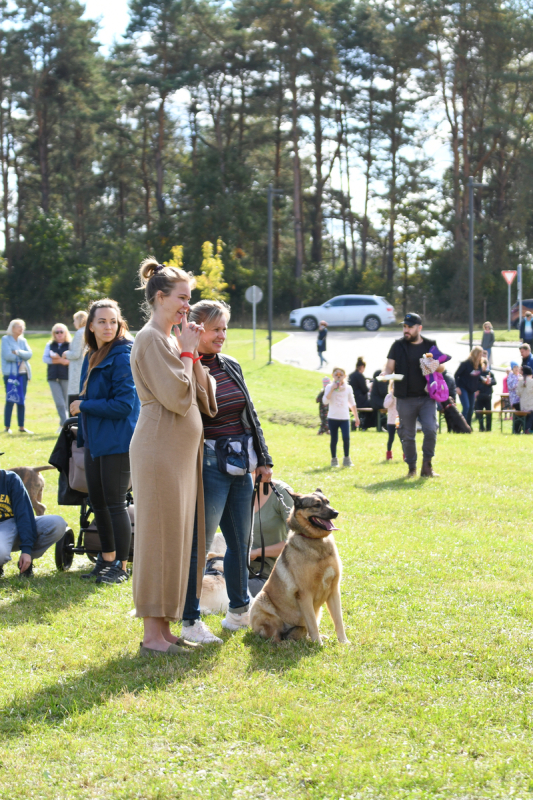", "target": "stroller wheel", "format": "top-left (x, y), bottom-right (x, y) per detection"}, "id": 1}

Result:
top-left (55, 528), bottom-right (75, 571)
